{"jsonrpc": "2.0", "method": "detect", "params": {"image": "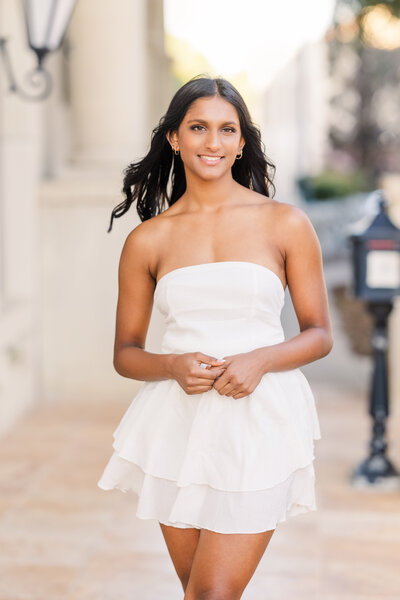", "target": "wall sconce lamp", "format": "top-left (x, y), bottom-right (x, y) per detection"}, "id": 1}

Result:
top-left (0, 0), bottom-right (77, 102)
